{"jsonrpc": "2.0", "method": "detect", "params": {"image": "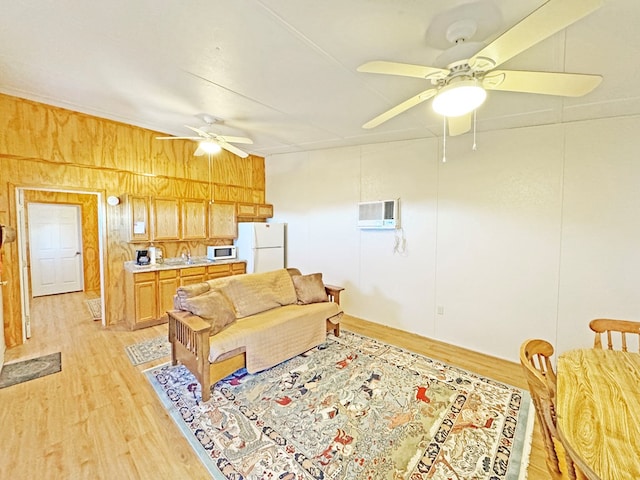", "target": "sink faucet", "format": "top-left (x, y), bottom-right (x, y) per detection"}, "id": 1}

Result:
top-left (181, 249), bottom-right (192, 264)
